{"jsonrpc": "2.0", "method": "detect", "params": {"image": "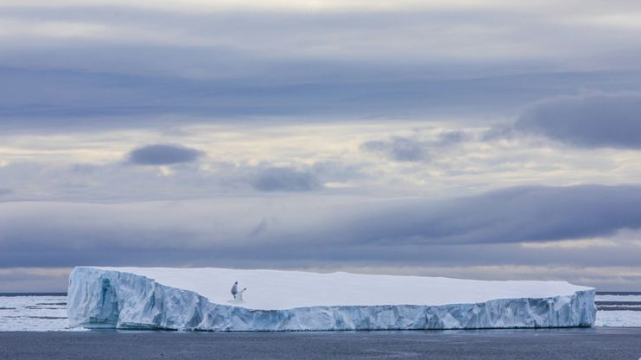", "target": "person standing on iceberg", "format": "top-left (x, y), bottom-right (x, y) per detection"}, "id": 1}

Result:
top-left (231, 281), bottom-right (238, 298)
top-left (231, 281), bottom-right (247, 301)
